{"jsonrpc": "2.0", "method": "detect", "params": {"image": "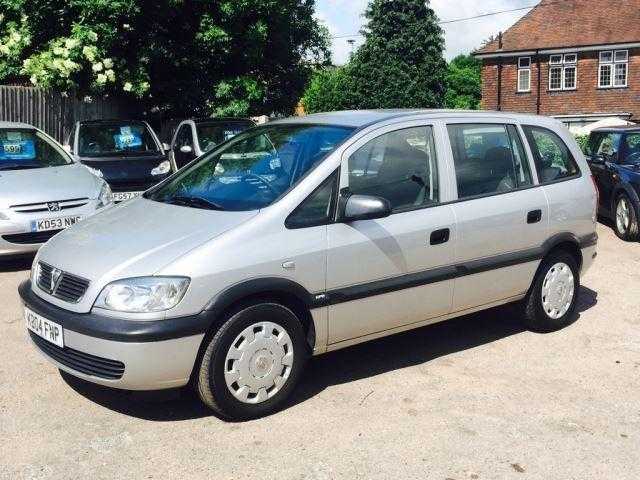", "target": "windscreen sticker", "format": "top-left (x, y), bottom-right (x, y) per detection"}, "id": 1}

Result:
top-left (113, 132), bottom-right (142, 150)
top-left (0, 139), bottom-right (36, 160)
